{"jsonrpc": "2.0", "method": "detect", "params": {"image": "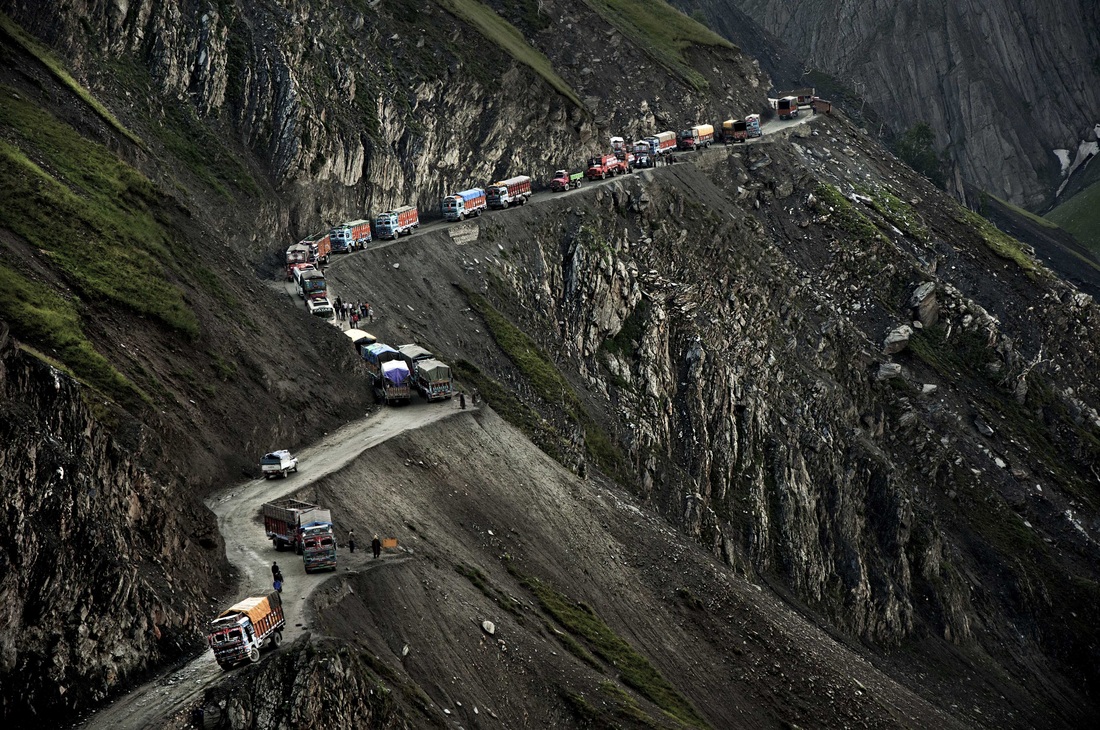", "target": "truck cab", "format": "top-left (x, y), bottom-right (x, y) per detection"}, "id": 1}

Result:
top-left (550, 170), bottom-right (582, 192)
